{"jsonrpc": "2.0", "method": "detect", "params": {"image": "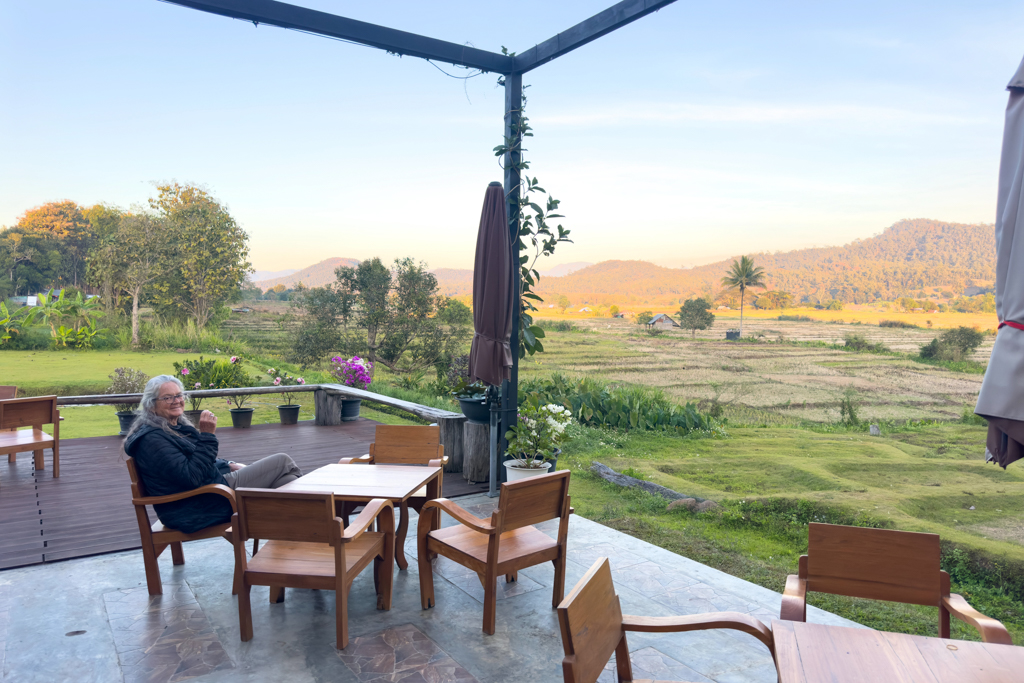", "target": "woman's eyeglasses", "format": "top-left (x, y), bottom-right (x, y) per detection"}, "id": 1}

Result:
top-left (157, 394), bottom-right (186, 404)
